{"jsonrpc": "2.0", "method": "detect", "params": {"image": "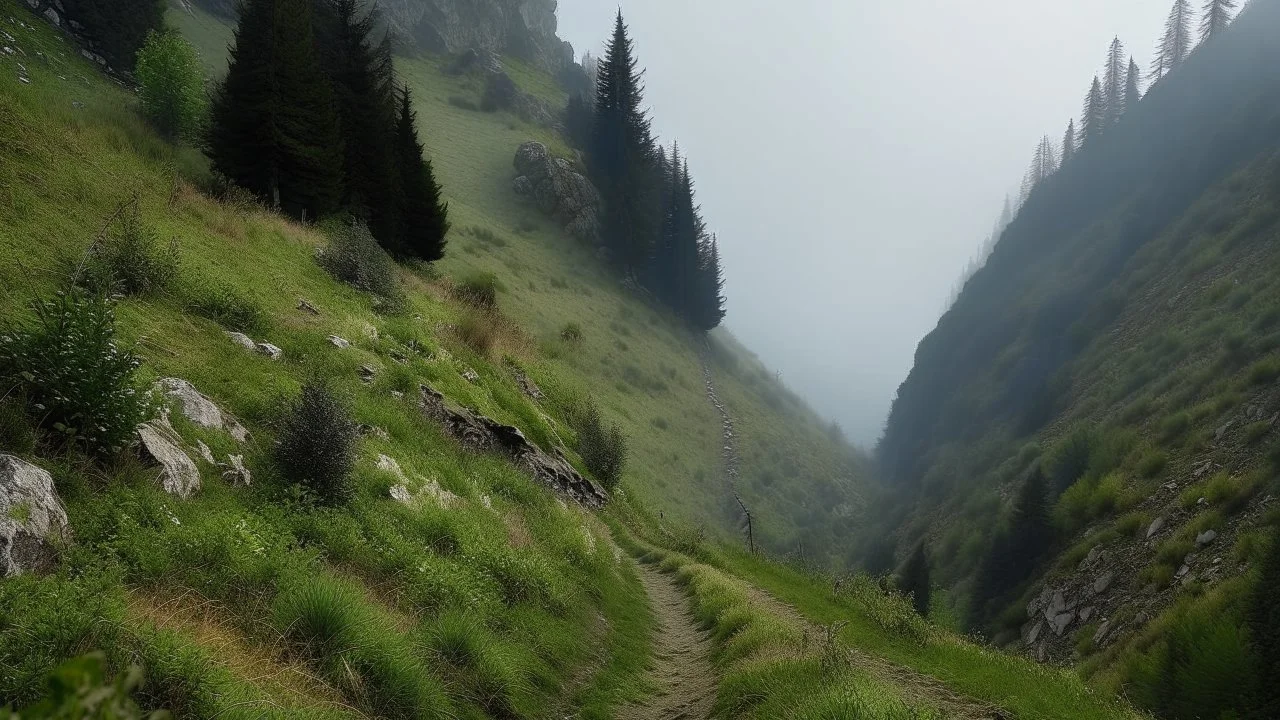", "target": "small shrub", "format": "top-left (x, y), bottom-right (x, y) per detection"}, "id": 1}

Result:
top-left (570, 397), bottom-right (627, 491)
top-left (1247, 356), bottom-right (1280, 385)
top-left (275, 382), bottom-right (357, 505)
top-left (1045, 426), bottom-right (1097, 494)
top-left (453, 272), bottom-right (501, 308)
top-left (1244, 420), bottom-right (1271, 445)
top-left (0, 292), bottom-right (152, 455)
top-left (79, 206), bottom-right (179, 297)
top-left (180, 279), bottom-right (266, 333)
top-left (6, 652), bottom-right (163, 719)
top-left (317, 220), bottom-right (404, 311)
top-left (455, 310), bottom-right (496, 356)
top-left (560, 322), bottom-right (583, 342)
top-left (1117, 511), bottom-right (1150, 537)
top-left (465, 226), bottom-right (507, 247)
top-left (135, 31), bottom-right (207, 140)
top-left (1137, 449), bottom-right (1168, 478)
top-left (1159, 412), bottom-right (1193, 443)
